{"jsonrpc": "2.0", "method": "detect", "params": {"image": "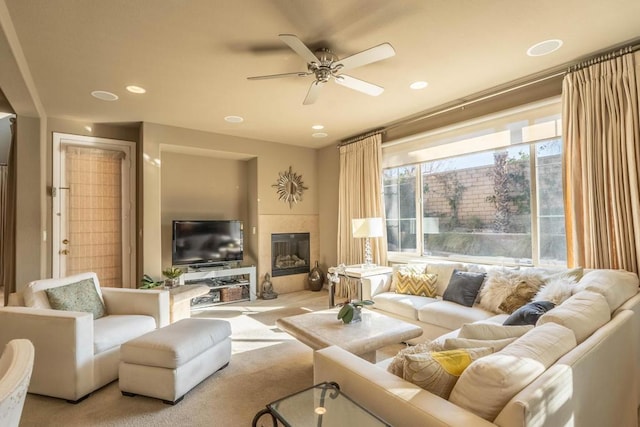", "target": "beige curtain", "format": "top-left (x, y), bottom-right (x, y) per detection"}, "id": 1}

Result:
top-left (337, 133), bottom-right (388, 266)
top-left (1, 118), bottom-right (17, 304)
top-left (562, 50), bottom-right (640, 273)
